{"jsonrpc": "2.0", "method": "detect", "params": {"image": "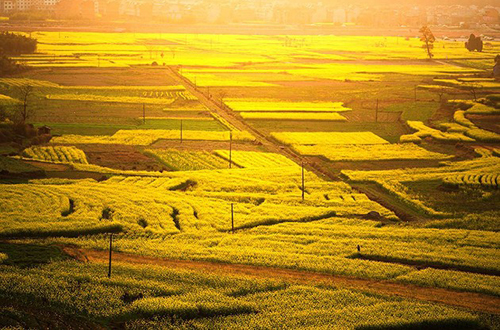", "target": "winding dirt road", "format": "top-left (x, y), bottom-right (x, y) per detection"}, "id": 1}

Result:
top-left (63, 246), bottom-right (500, 315)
